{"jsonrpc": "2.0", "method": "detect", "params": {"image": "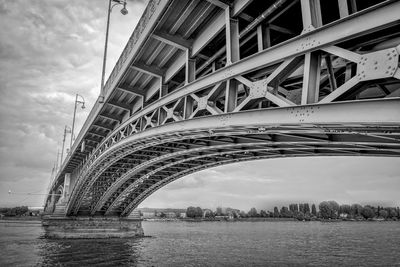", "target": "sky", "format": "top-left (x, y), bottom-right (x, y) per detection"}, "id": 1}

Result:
top-left (0, 0), bottom-right (399, 211)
